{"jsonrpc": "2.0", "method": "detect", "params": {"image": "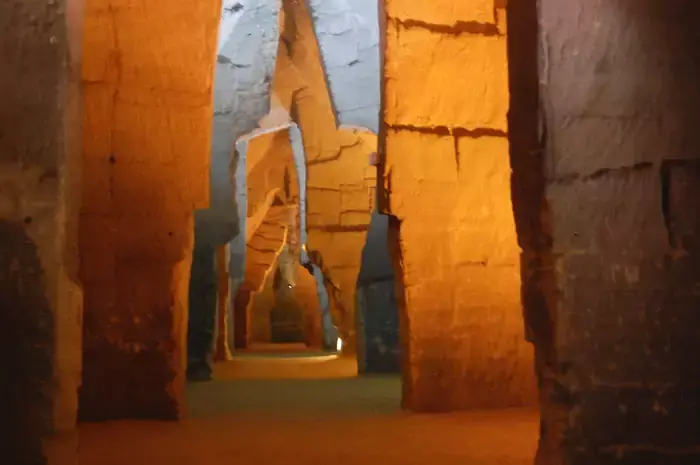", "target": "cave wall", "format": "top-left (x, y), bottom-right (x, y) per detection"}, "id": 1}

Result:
top-left (356, 212), bottom-right (400, 373)
top-left (307, 0), bottom-right (381, 133)
top-left (196, 0), bottom-right (281, 247)
top-left (270, 0), bottom-right (393, 354)
top-left (232, 127), bottom-right (300, 347)
top-left (0, 0), bottom-right (83, 462)
top-left (510, 1), bottom-right (700, 463)
top-left (187, 0), bottom-right (281, 374)
top-left (306, 0), bottom-right (399, 368)
top-left (379, 0), bottom-right (537, 411)
top-left (79, 0), bottom-right (220, 420)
